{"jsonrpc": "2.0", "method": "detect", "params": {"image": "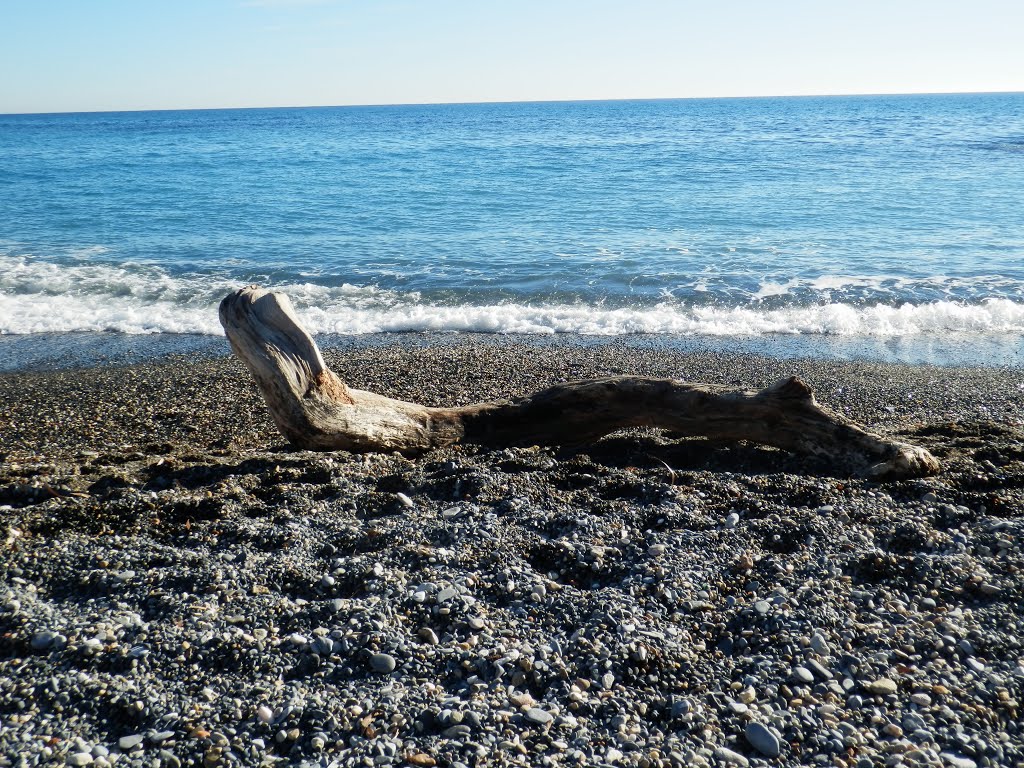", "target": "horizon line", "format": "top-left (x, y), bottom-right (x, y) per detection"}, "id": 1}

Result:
top-left (3, 89), bottom-right (1022, 117)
